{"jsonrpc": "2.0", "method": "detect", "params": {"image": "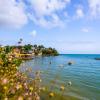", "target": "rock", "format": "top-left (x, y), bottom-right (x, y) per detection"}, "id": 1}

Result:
top-left (95, 58), bottom-right (100, 60)
top-left (49, 62), bottom-right (51, 64)
top-left (68, 81), bottom-right (72, 86)
top-left (68, 61), bottom-right (75, 65)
